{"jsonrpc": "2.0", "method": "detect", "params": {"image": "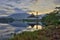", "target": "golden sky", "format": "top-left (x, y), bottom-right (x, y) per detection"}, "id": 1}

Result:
top-left (26, 0), bottom-right (56, 15)
top-left (0, 0), bottom-right (60, 15)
